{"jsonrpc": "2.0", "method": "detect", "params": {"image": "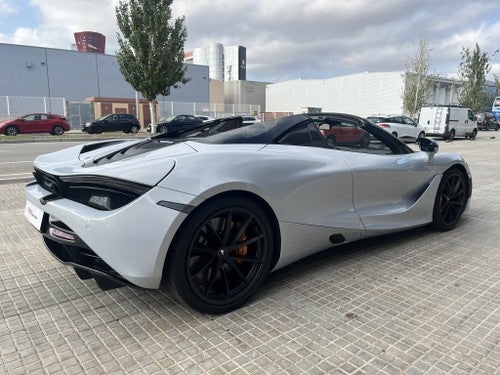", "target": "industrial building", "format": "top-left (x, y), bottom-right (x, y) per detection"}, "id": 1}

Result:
top-left (184, 43), bottom-right (246, 81)
top-left (265, 71), bottom-right (471, 118)
top-left (0, 43), bottom-right (210, 103)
